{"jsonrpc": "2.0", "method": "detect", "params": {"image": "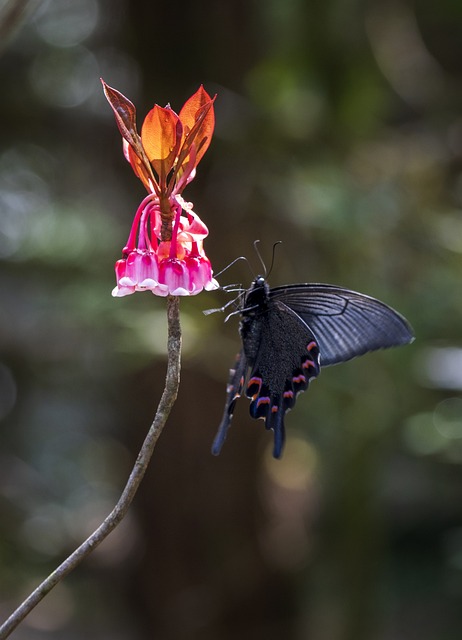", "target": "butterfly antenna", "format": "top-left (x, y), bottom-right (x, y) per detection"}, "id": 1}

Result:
top-left (266, 241), bottom-right (282, 279)
top-left (253, 239), bottom-right (267, 276)
top-left (253, 239), bottom-right (282, 277)
top-left (214, 256), bottom-right (249, 280)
